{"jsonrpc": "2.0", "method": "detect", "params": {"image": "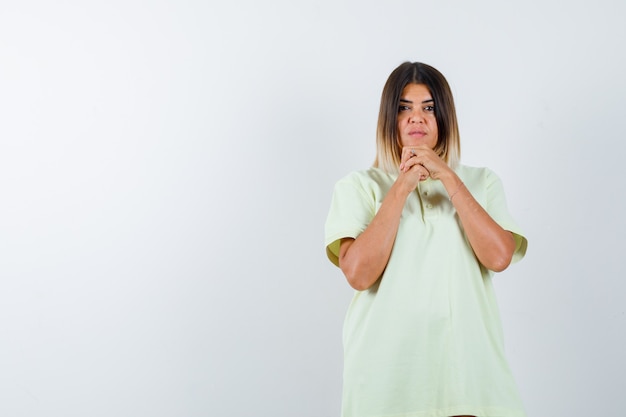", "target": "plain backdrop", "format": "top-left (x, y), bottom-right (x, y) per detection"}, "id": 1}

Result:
top-left (1, 1), bottom-right (625, 416)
